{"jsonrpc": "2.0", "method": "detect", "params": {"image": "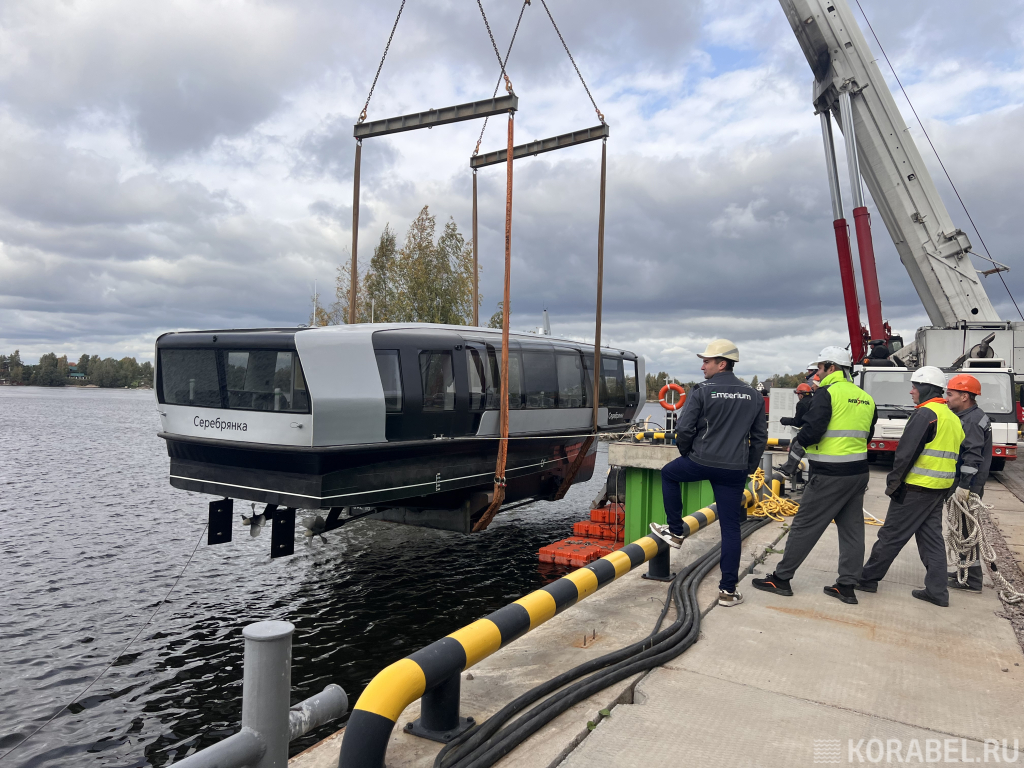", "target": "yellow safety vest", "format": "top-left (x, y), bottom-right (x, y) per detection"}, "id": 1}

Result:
top-left (906, 400), bottom-right (964, 490)
top-left (804, 371), bottom-right (875, 464)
